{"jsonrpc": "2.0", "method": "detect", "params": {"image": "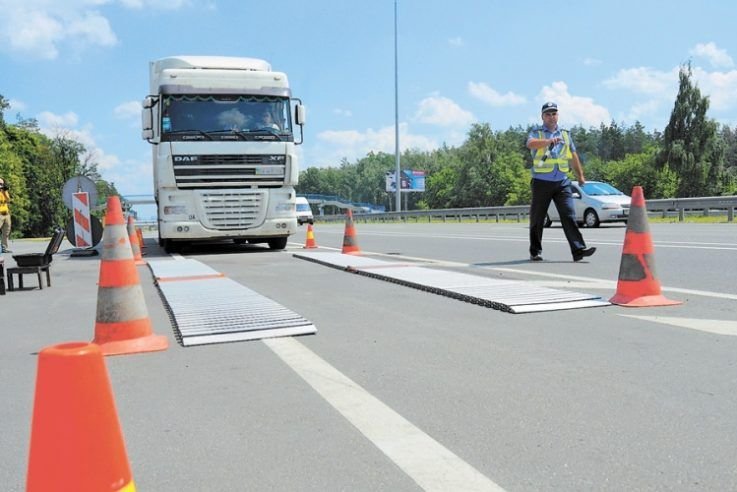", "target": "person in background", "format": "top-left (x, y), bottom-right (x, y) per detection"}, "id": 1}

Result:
top-left (526, 102), bottom-right (596, 262)
top-left (0, 177), bottom-right (12, 253)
